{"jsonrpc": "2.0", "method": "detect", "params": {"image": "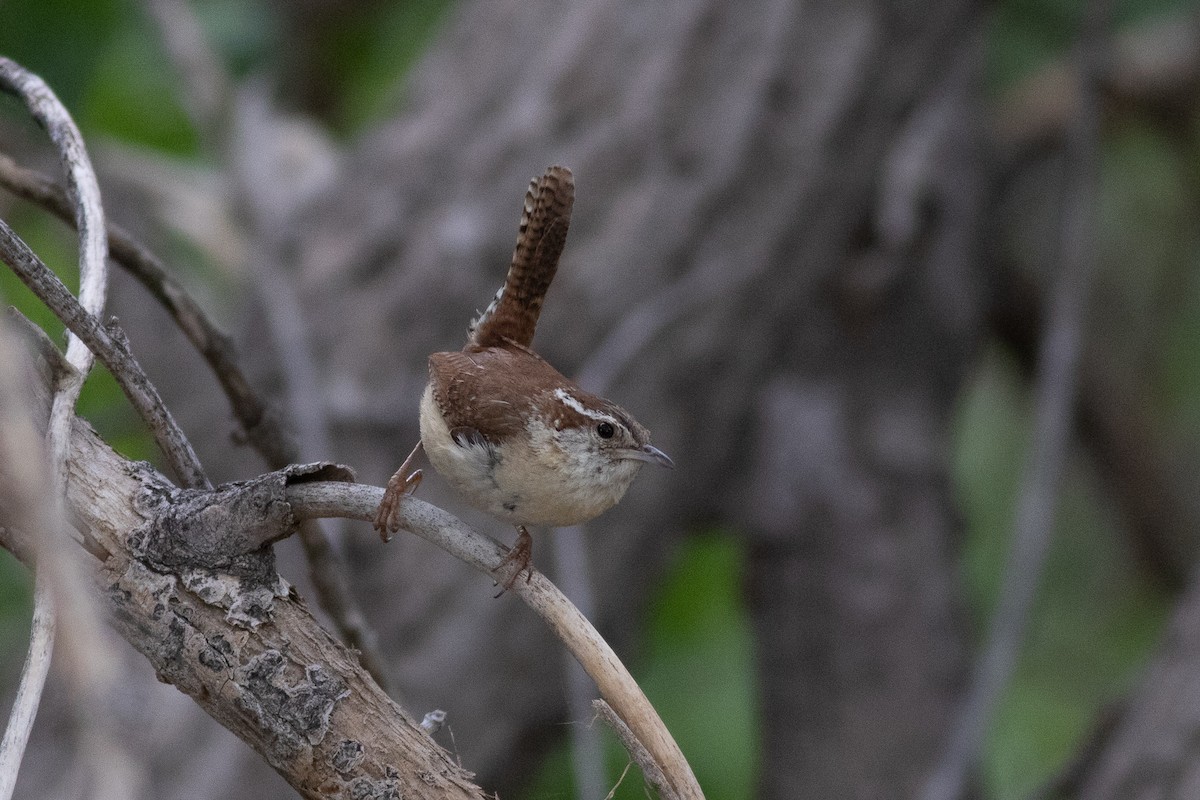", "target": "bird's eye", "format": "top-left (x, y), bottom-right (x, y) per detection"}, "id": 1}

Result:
top-left (596, 422), bottom-right (615, 439)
